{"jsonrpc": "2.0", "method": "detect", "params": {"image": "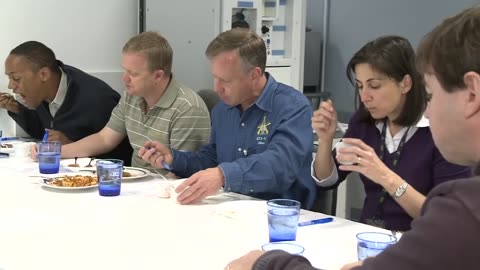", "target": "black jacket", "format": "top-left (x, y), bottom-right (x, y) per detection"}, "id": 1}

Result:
top-left (9, 61), bottom-right (132, 164)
